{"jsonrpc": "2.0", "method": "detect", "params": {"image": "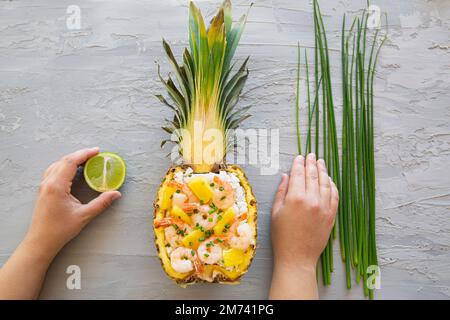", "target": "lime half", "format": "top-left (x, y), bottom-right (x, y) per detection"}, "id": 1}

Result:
top-left (83, 152), bottom-right (126, 192)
